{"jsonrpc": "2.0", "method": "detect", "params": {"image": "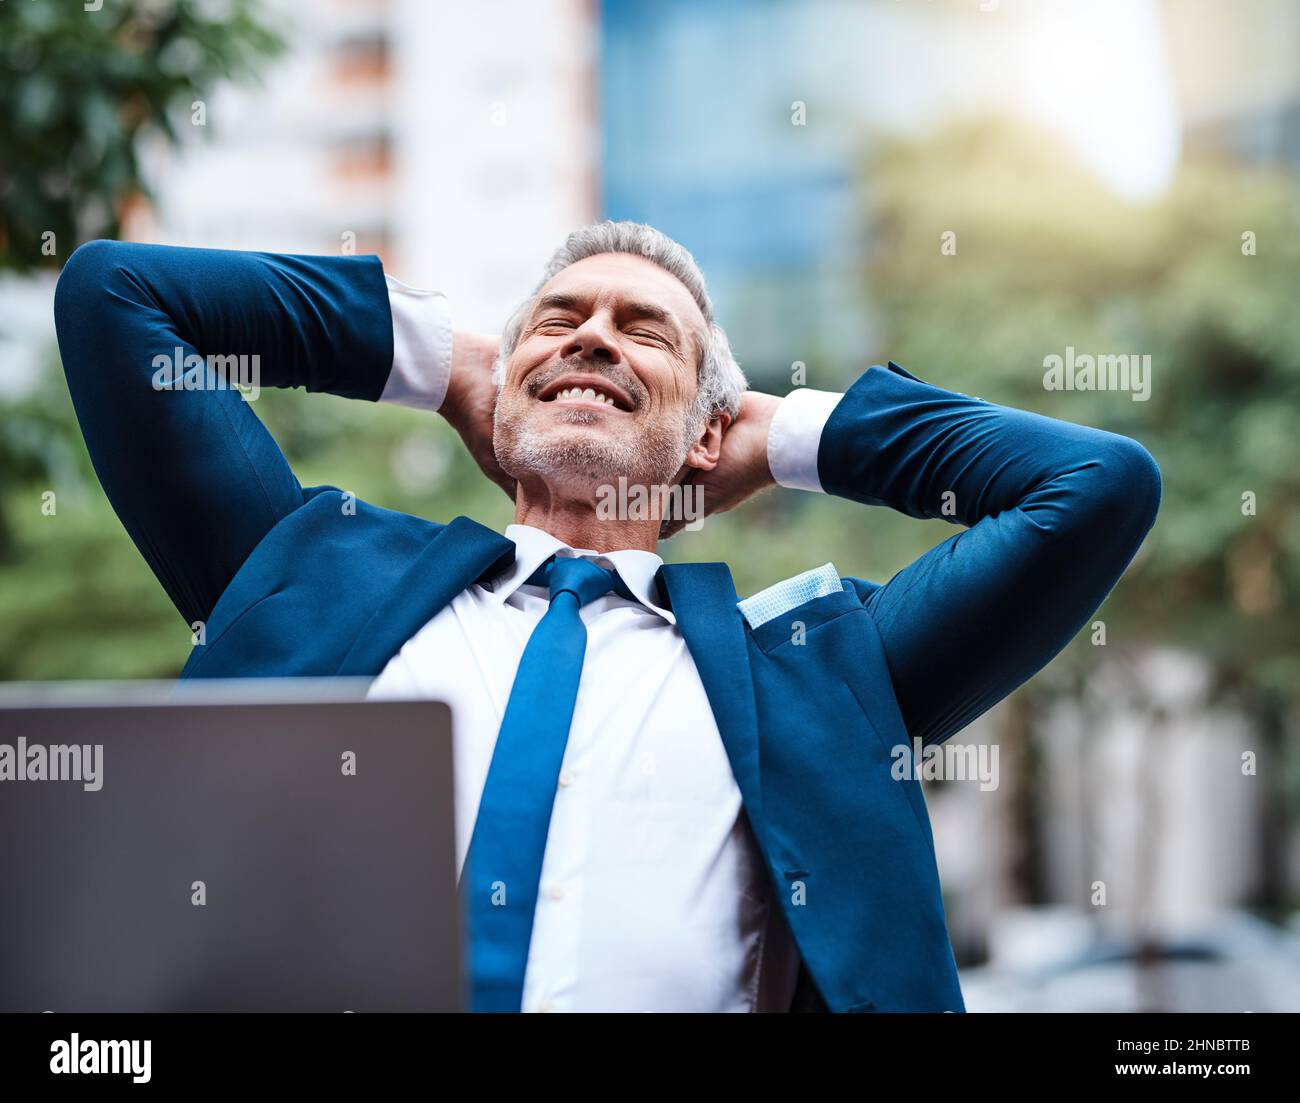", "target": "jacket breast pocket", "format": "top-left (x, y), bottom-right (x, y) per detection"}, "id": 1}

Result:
top-left (747, 587), bottom-right (862, 655)
top-left (746, 588), bottom-right (940, 866)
